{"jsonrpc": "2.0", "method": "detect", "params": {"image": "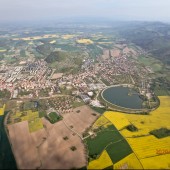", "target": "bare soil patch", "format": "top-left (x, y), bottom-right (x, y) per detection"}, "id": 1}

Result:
top-left (7, 105), bottom-right (99, 169)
